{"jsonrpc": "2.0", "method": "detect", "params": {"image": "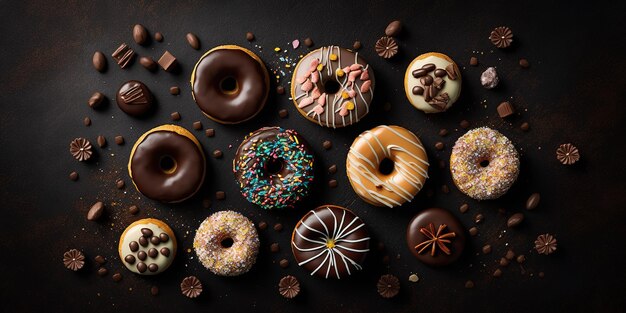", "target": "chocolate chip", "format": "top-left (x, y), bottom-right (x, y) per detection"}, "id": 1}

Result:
top-left (279, 259), bottom-right (289, 268)
top-left (274, 223), bottom-right (283, 232)
top-left (435, 142), bottom-right (444, 150)
top-left (205, 128), bottom-right (215, 137)
top-left (94, 255), bottom-right (106, 265)
top-left (154, 32), bottom-right (163, 42)
top-left (139, 56), bottom-right (158, 71)
top-left (499, 257), bottom-right (510, 267)
top-left (276, 85), bottom-right (285, 95)
top-left (328, 179), bottom-right (338, 188)
top-left (328, 164), bottom-right (337, 174)
top-left (186, 33), bottom-right (200, 50)
top-left (493, 269), bottom-right (502, 278)
top-left (505, 249), bottom-right (515, 260)
top-left (125, 255), bottom-right (136, 264)
top-left (97, 267), bottom-right (108, 276)
top-left (434, 69), bottom-right (447, 77)
top-left (141, 228), bottom-right (153, 237)
top-left (258, 221), bottom-right (267, 230)
top-left (270, 243), bottom-right (280, 253)
top-left (303, 37), bottom-right (313, 47)
top-left (159, 233), bottom-right (169, 243)
top-left (160, 247), bottom-right (170, 257)
top-left (92, 51), bottom-right (107, 72)
top-left (170, 86), bottom-right (180, 95)
top-left (139, 237), bottom-right (149, 247)
top-left (278, 109), bottom-right (288, 118)
top-left (507, 213), bottom-right (524, 227)
top-left (88, 92), bottom-right (105, 109)
top-left (353, 40), bottom-right (362, 50)
top-left (137, 262), bottom-right (147, 273)
top-left (133, 24), bottom-right (149, 45)
top-left (148, 248), bottom-right (158, 258)
top-left (385, 20), bottom-right (402, 37)
top-left (87, 201), bottom-right (105, 221)
top-left (171, 112), bottom-right (181, 121)
top-left (516, 254), bottom-right (526, 263)
top-left (150, 236), bottom-right (160, 245)
top-left (460, 120), bottom-right (470, 129)
top-left (482, 244), bottom-right (492, 254)
top-left (469, 56), bottom-right (478, 66)
top-left (323, 140), bottom-right (332, 150)
top-left (129, 241), bottom-right (139, 252)
top-left (519, 58), bottom-right (530, 68)
top-left (192, 121), bottom-right (202, 130)
top-left (96, 135), bottom-right (106, 148)
top-left (148, 263), bottom-right (158, 272)
top-left (115, 136), bottom-right (124, 145)
top-left (459, 203), bottom-right (469, 213)
top-left (112, 272), bottom-right (123, 282)
top-left (469, 227), bottom-right (478, 236)
top-left (83, 117), bottom-right (91, 126)
top-left (412, 86), bottom-right (424, 95)
top-left (520, 122), bottom-right (530, 131)
top-left (420, 75), bottom-right (434, 86)
top-left (69, 171), bottom-right (79, 181)
top-left (246, 32), bottom-right (255, 41)
top-left (215, 191), bottom-right (225, 200)
top-left (526, 193), bottom-right (541, 210)
top-left (151, 286), bottom-right (159, 296)
top-left (158, 51), bottom-right (178, 72)
top-left (465, 280), bottom-right (474, 288)
top-left (137, 251), bottom-right (147, 261)
top-left (497, 101), bottom-right (515, 118)
top-left (129, 205), bottom-right (139, 215)
top-left (474, 213), bottom-right (484, 224)
top-left (116, 179), bottom-right (125, 189)
top-left (213, 150), bottom-right (223, 159)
